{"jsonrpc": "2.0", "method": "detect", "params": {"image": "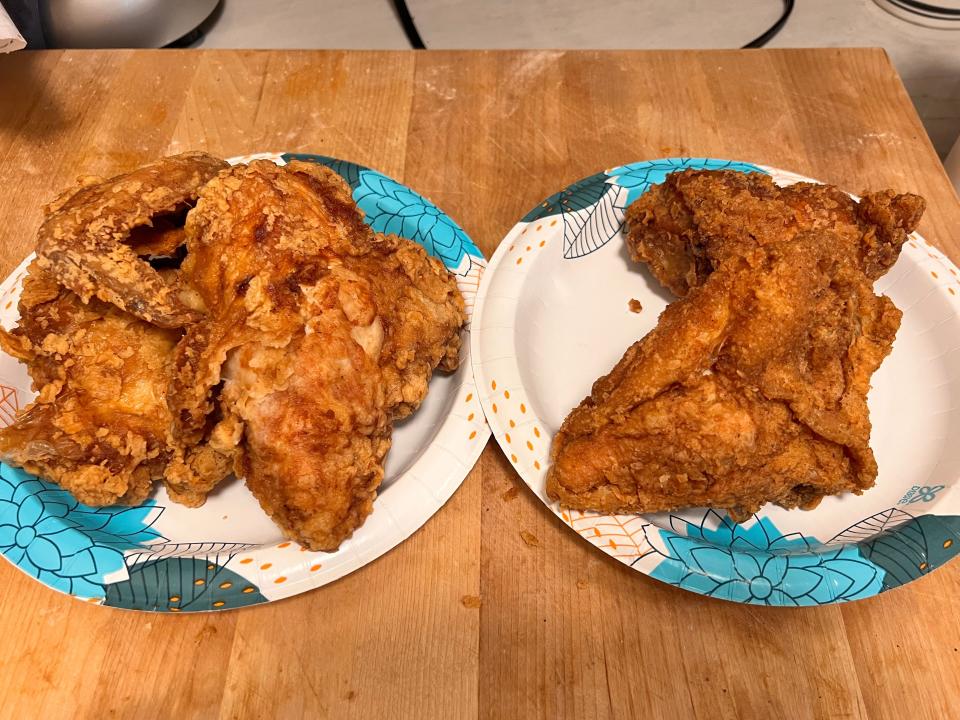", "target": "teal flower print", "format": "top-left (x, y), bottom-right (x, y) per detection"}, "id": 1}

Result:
top-left (354, 169), bottom-right (482, 271)
top-left (645, 512), bottom-right (885, 605)
top-left (844, 510), bottom-right (960, 591)
top-left (607, 158), bottom-right (767, 205)
top-left (106, 556), bottom-right (268, 612)
top-left (520, 171), bottom-right (610, 223)
top-left (0, 464), bottom-right (163, 598)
